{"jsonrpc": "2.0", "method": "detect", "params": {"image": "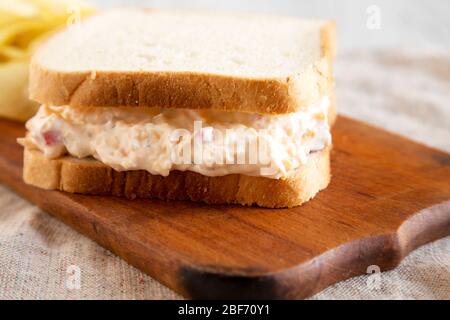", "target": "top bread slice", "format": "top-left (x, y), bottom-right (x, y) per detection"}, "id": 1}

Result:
top-left (29, 8), bottom-right (336, 114)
